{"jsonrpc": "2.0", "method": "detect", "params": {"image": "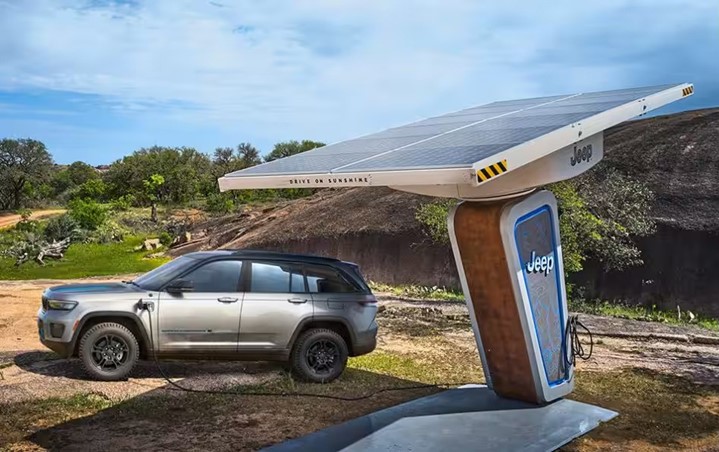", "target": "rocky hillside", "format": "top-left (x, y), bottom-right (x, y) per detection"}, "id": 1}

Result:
top-left (578, 108), bottom-right (719, 316)
top-left (177, 108), bottom-right (719, 316)
top-left (172, 187), bottom-right (458, 287)
top-left (602, 108), bottom-right (719, 230)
